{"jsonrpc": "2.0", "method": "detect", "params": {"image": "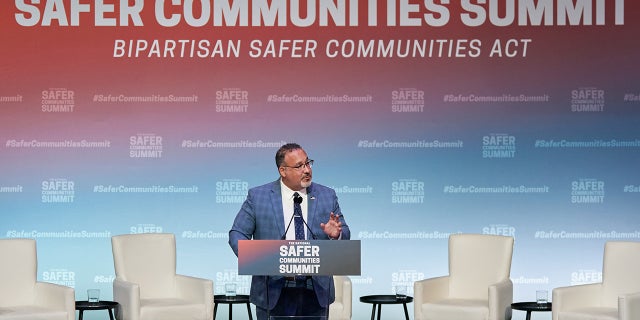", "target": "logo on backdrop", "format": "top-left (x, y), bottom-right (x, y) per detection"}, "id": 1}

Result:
top-left (391, 270), bottom-right (424, 294)
top-left (42, 268), bottom-right (75, 288)
top-left (0, 185), bottom-right (23, 193)
top-left (0, 94), bottom-right (23, 103)
top-left (482, 134), bottom-right (516, 158)
top-left (181, 230), bottom-right (227, 239)
top-left (216, 269), bottom-right (250, 295)
top-left (571, 87), bottom-right (605, 112)
top-left (216, 88), bottom-right (248, 112)
top-left (94, 275), bottom-right (116, 284)
top-left (130, 224), bottom-right (163, 234)
top-left (42, 178), bottom-right (75, 203)
top-left (624, 93), bottom-right (640, 103)
top-left (570, 269), bottom-right (602, 285)
top-left (42, 88), bottom-right (75, 112)
top-left (332, 185), bottom-right (374, 194)
top-left (511, 275), bottom-right (550, 285)
top-left (391, 179), bottom-right (425, 204)
top-left (482, 224), bottom-right (516, 237)
top-left (391, 88), bottom-right (424, 112)
top-left (216, 179), bottom-right (248, 204)
top-left (129, 133), bottom-right (163, 158)
top-left (571, 178), bottom-right (605, 204)
top-left (624, 185), bottom-right (640, 193)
